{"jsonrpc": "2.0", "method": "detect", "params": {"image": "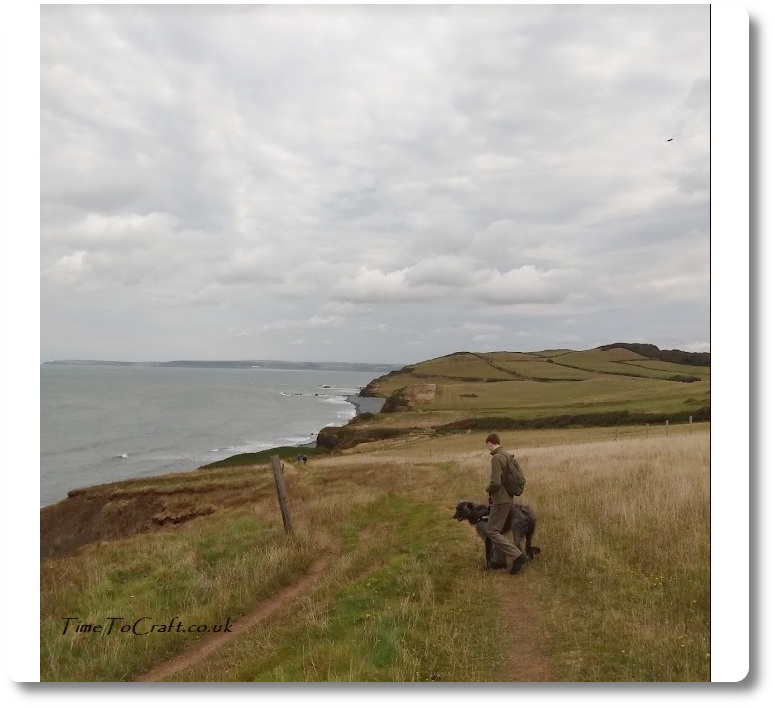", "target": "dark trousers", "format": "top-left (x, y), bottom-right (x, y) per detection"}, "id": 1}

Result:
top-left (485, 502), bottom-right (522, 563)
